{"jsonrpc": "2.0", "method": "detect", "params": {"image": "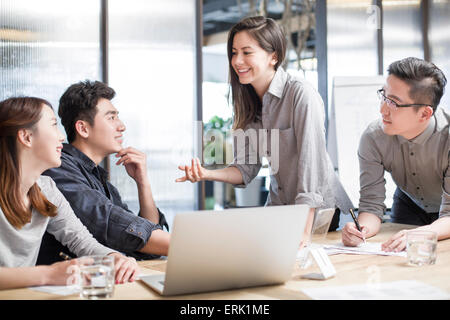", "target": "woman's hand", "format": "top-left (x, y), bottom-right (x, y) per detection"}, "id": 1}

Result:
top-left (45, 259), bottom-right (81, 286)
top-left (46, 253), bottom-right (140, 286)
top-left (108, 252), bottom-right (140, 284)
top-left (176, 158), bottom-right (210, 183)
